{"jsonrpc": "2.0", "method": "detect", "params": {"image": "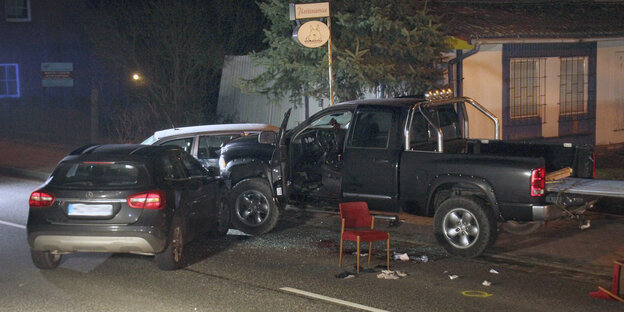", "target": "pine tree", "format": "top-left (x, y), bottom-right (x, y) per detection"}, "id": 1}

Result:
top-left (246, 0), bottom-right (449, 105)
